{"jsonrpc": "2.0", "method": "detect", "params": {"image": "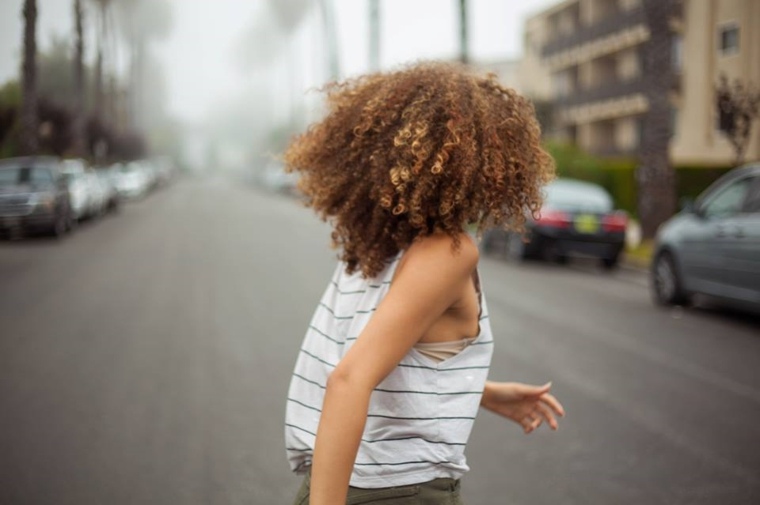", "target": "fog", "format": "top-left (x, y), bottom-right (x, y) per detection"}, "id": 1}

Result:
top-left (0, 0), bottom-right (557, 171)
